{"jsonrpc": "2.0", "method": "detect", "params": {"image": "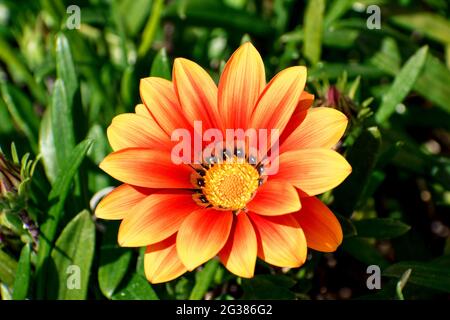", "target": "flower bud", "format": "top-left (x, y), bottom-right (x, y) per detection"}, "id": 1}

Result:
top-left (0, 153), bottom-right (21, 197)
